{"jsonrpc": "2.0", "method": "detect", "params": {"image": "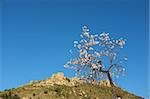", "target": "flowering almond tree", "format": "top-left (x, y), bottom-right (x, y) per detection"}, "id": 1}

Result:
top-left (64, 26), bottom-right (127, 86)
